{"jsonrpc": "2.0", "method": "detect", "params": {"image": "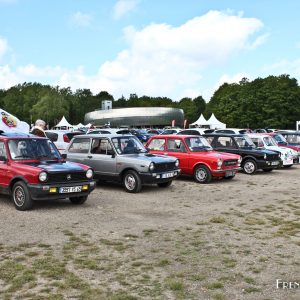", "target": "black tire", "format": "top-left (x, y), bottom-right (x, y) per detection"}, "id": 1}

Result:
top-left (69, 196), bottom-right (88, 205)
top-left (263, 168), bottom-right (273, 172)
top-left (224, 175), bottom-right (235, 180)
top-left (242, 159), bottom-right (257, 175)
top-left (123, 170), bottom-right (142, 193)
top-left (11, 181), bottom-right (33, 211)
top-left (157, 181), bottom-right (172, 188)
top-left (193, 165), bottom-right (212, 183)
